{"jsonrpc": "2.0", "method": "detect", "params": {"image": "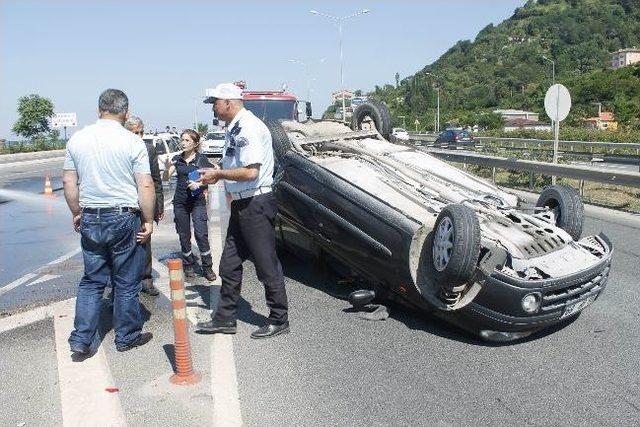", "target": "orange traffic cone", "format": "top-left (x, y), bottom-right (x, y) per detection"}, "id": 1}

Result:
top-left (44, 175), bottom-right (54, 196)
